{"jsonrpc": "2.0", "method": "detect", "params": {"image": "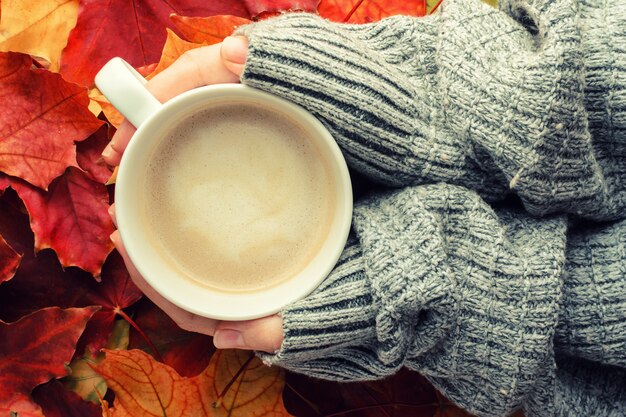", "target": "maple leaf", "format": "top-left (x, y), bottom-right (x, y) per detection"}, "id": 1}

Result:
top-left (0, 0), bottom-right (79, 71)
top-left (94, 349), bottom-right (292, 417)
top-left (32, 379), bottom-right (101, 417)
top-left (0, 232), bottom-right (20, 284)
top-left (0, 52), bottom-right (103, 189)
top-left (128, 298), bottom-right (215, 377)
top-left (0, 191), bottom-right (141, 354)
top-left (59, 0), bottom-right (250, 87)
top-left (318, 0), bottom-right (427, 23)
top-left (170, 14), bottom-right (252, 45)
top-left (8, 168), bottom-right (115, 276)
top-left (76, 125), bottom-right (114, 184)
top-left (0, 306), bottom-right (98, 417)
